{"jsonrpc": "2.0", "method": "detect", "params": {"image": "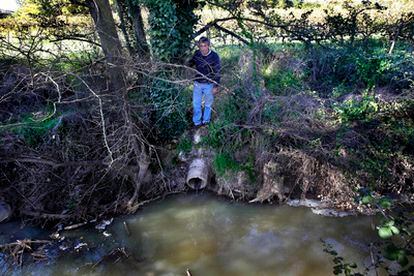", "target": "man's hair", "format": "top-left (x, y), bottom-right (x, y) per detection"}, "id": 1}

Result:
top-left (198, 36), bottom-right (210, 45)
